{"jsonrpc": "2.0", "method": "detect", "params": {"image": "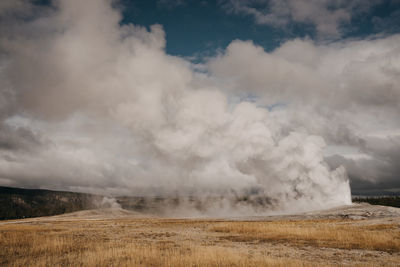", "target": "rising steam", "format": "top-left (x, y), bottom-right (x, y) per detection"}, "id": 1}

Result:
top-left (0, 0), bottom-right (352, 215)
